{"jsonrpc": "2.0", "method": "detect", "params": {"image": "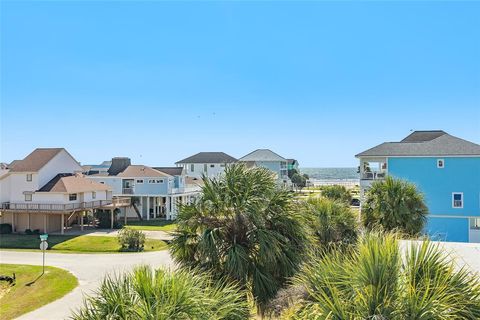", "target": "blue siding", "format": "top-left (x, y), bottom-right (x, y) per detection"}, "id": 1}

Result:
top-left (387, 157), bottom-right (480, 242)
top-left (425, 217), bottom-right (469, 242)
top-left (133, 178), bottom-right (168, 195)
